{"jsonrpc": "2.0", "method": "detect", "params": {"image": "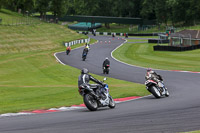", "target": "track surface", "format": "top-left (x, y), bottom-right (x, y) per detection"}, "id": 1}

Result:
top-left (0, 36), bottom-right (200, 133)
